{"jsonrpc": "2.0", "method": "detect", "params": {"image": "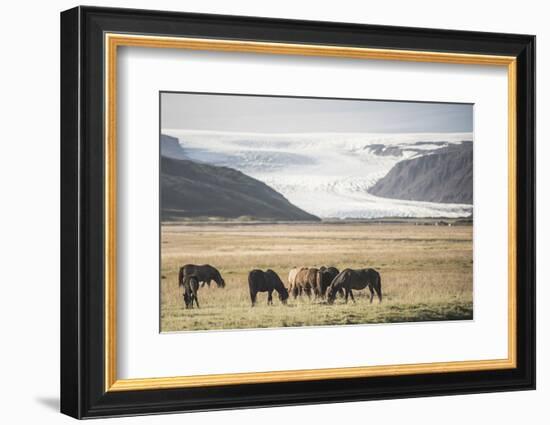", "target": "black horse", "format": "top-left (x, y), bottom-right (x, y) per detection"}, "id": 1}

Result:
top-left (315, 266), bottom-right (340, 298)
top-left (248, 269), bottom-right (289, 307)
top-left (182, 276), bottom-right (200, 309)
top-left (179, 264), bottom-right (225, 288)
top-left (327, 268), bottom-right (382, 304)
